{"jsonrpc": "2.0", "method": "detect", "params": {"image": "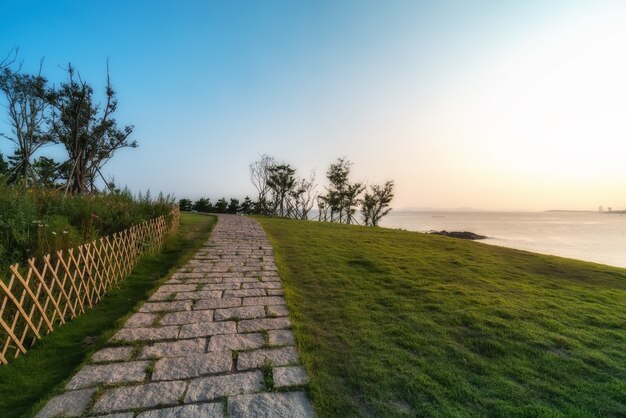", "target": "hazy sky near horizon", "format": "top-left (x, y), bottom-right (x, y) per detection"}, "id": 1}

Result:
top-left (1, 0), bottom-right (625, 211)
